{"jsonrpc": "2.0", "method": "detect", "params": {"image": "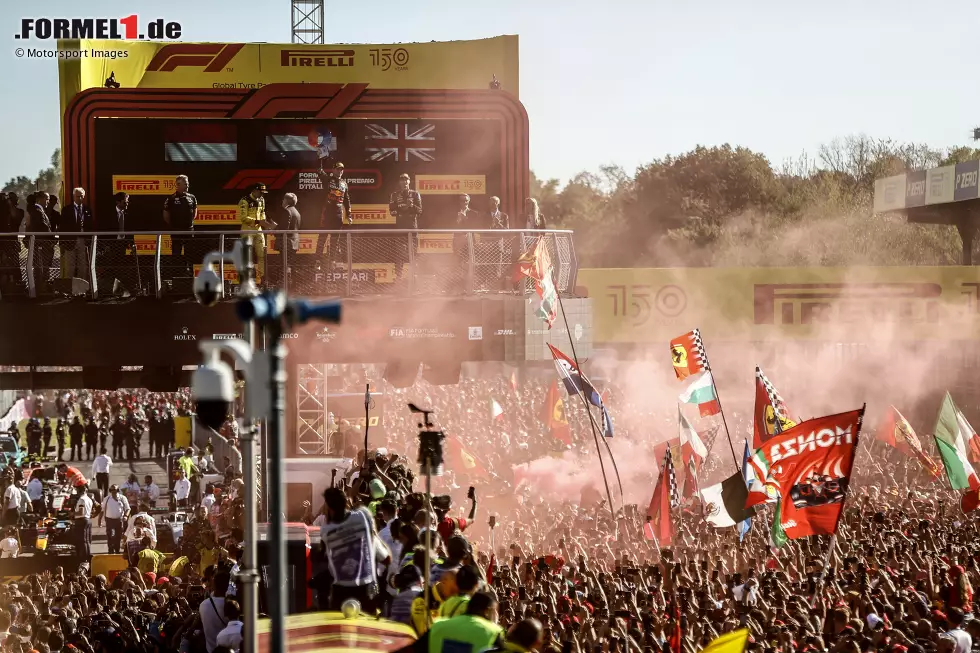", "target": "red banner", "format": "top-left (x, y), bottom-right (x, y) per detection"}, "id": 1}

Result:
top-left (750, 409), bottom-right (864, 541)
